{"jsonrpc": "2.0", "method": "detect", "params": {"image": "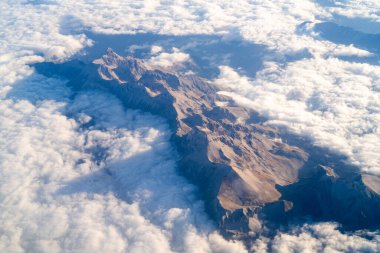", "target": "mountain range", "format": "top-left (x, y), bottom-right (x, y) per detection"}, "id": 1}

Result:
top-left (35, 48), bottom-right (380, 238)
